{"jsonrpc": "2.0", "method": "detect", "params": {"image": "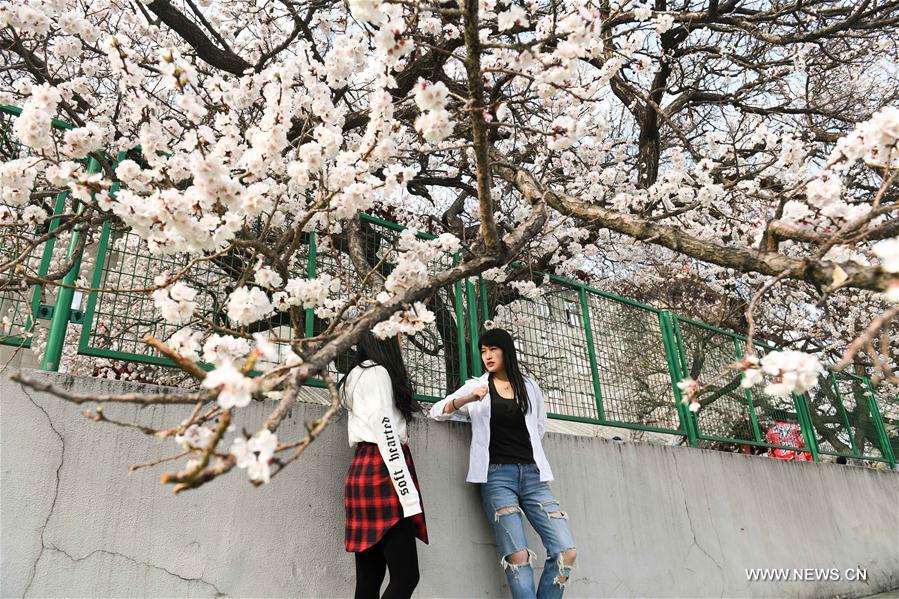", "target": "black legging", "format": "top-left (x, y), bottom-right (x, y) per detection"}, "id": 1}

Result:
top-left (354, 517), bottom-right (420, 599)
